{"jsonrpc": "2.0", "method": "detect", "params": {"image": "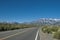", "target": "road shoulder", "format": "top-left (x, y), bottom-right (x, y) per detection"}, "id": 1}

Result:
top-left (39, 27), bottom-right (56, 40)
